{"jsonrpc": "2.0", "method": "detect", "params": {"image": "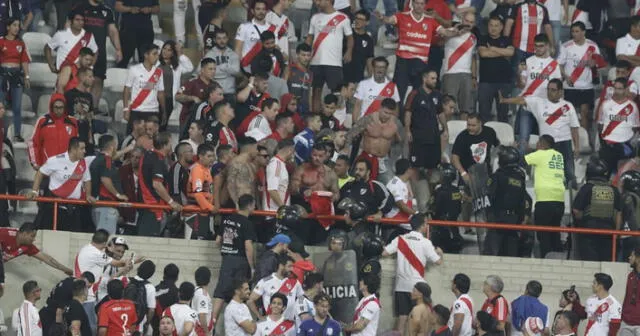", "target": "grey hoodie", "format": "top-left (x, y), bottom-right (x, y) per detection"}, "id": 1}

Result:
top-left (204, 46), bottom-right (241, 95)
